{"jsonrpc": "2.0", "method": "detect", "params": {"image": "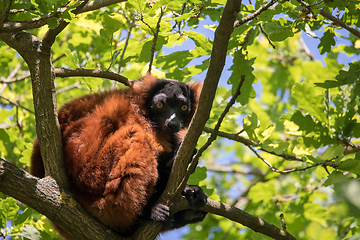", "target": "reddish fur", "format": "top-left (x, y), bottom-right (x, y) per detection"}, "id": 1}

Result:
top-left (30, 75), bottom-right (202, 237)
